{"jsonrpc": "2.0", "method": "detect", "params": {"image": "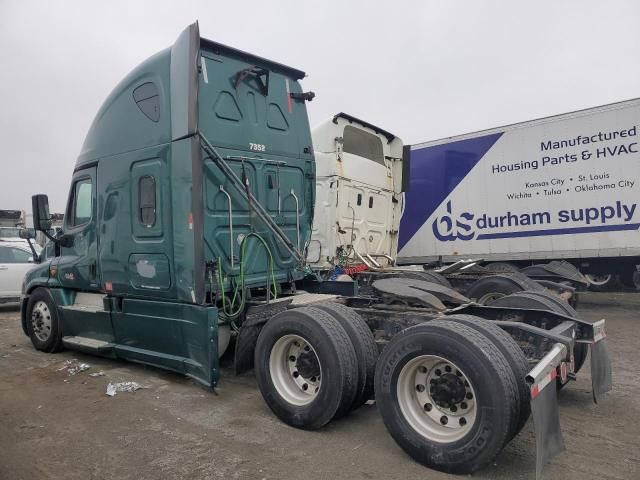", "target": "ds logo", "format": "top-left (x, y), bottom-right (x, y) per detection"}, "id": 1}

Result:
top-left (432, 200), bottom-right (475, 242)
